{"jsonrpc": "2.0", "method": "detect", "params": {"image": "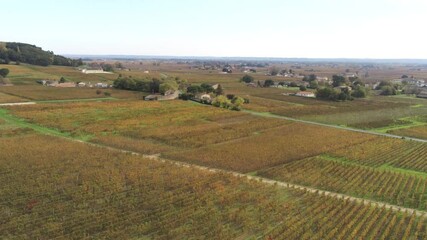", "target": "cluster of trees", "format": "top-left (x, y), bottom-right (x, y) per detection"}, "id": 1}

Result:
top-left (375, 81), bottom-right (398, 96)
top-left (180, 83), bottom-right (224, 100)
top-left (302, 74), bottom-right (320, 89)
top-left (316, 75), bottom-right (368, 101)
top-left (179, 83), bottom-right (247, 111)
top-left (0, 42), bottom-right (82, 66)
top-left (212, 94), bottom-right (247, 111)
top-left (113, 76), bottom-right (184, 94)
